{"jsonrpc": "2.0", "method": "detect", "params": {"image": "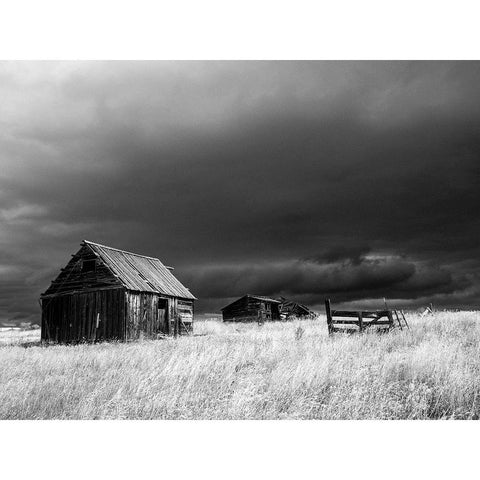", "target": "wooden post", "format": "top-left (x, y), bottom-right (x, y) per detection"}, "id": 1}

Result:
top-left (387, 310), bottom-right (394, 331)
top-left (174, 298), bottom-right (179, 337)
top-left (325, 298), bottom-right (332, 335)
top-left (394, 310), bottom-right (403, 330)
top-left (358, 311), bottom-right (364, 332)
